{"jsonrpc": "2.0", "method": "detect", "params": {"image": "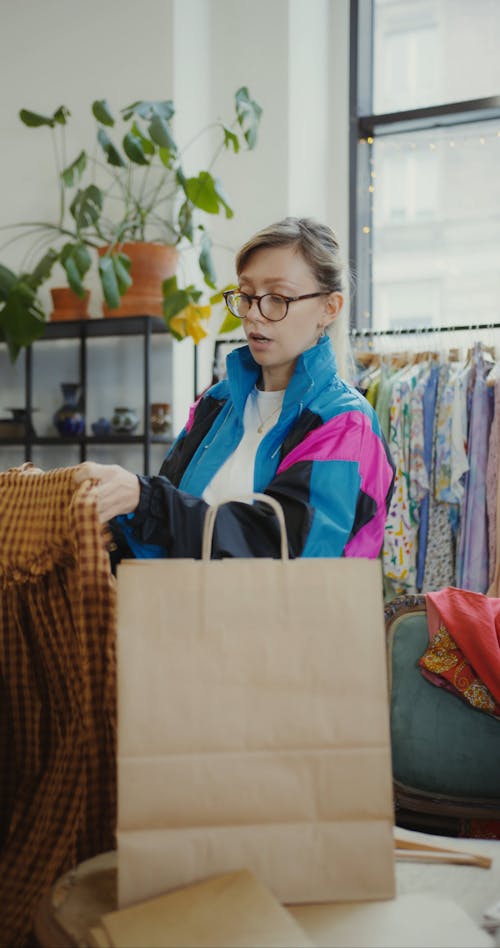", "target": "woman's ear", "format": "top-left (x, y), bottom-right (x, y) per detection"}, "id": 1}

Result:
top-left (320, 292), bottom-right (344, 331)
